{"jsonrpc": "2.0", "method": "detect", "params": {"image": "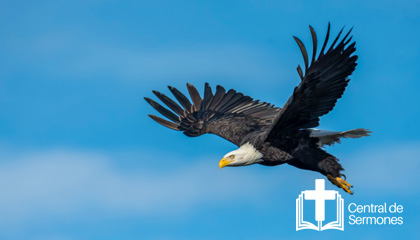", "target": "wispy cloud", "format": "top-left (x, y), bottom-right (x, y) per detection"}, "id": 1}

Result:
top-left (0, 148), bottom-right (276, 226)
top-left (0, 142), bottom-right (418, 231)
